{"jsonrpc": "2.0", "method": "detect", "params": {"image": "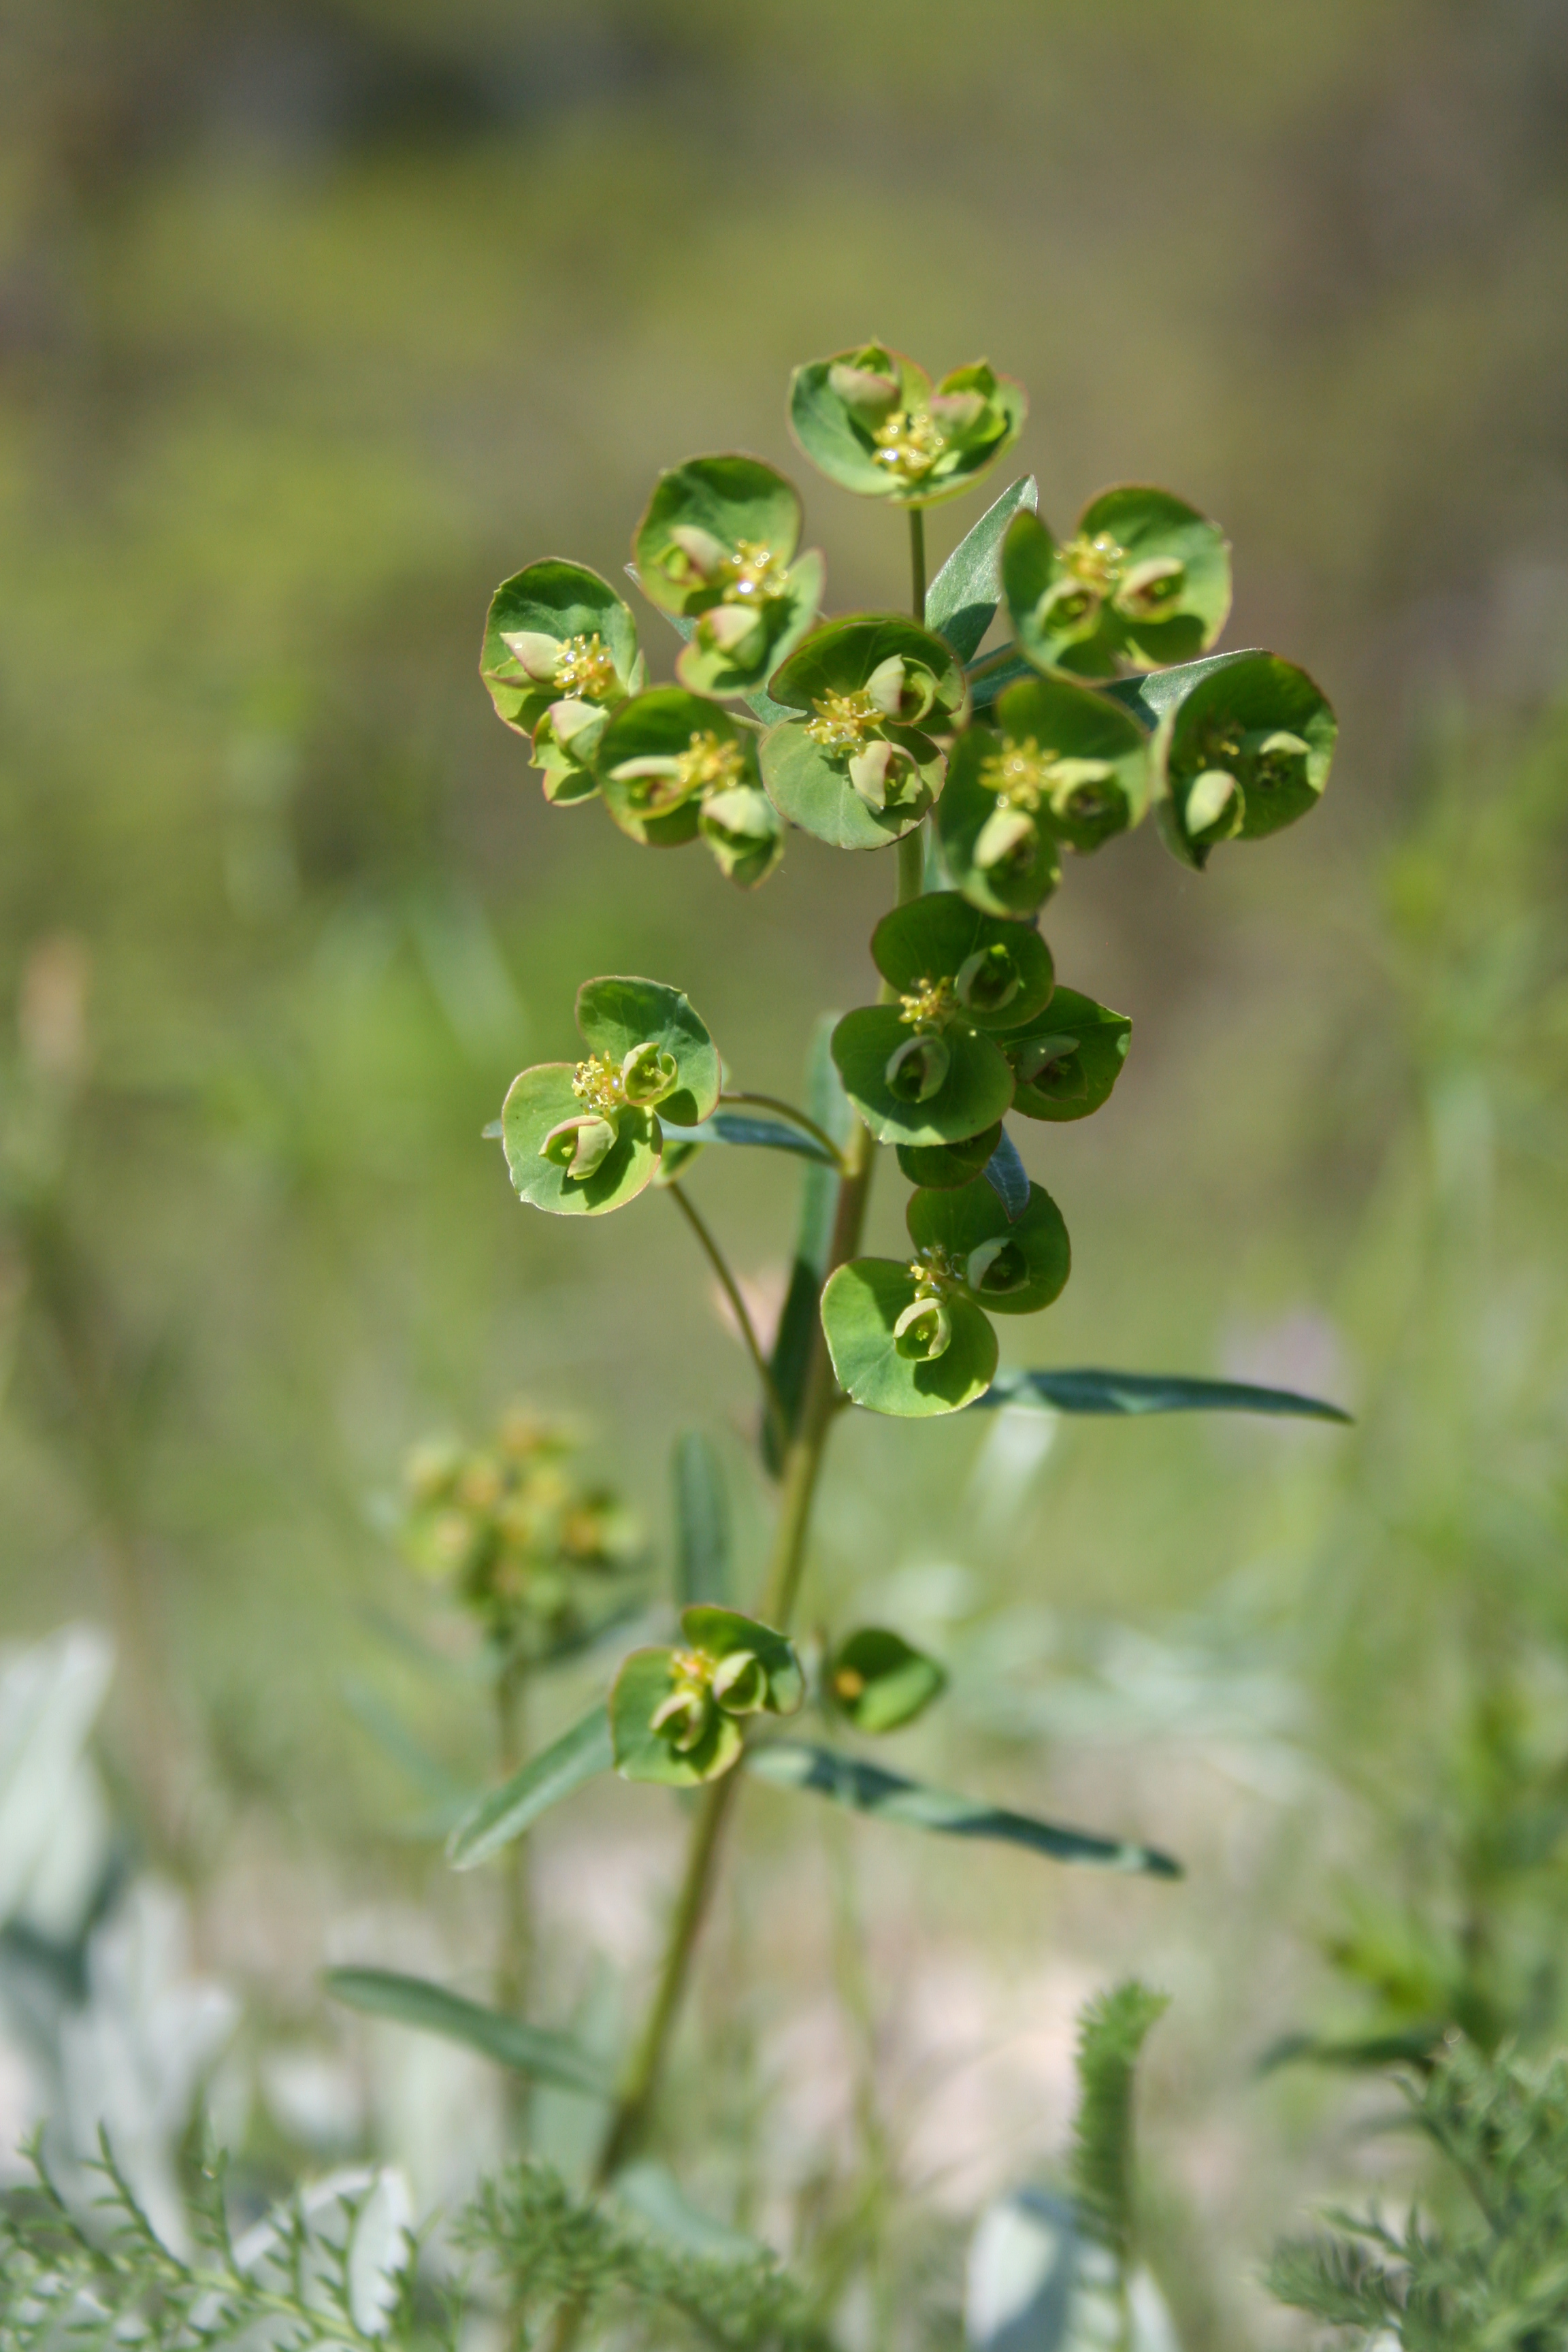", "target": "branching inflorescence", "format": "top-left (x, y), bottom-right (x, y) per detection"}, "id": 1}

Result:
top-left (348, 340), bottom-right (1343, 2193)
